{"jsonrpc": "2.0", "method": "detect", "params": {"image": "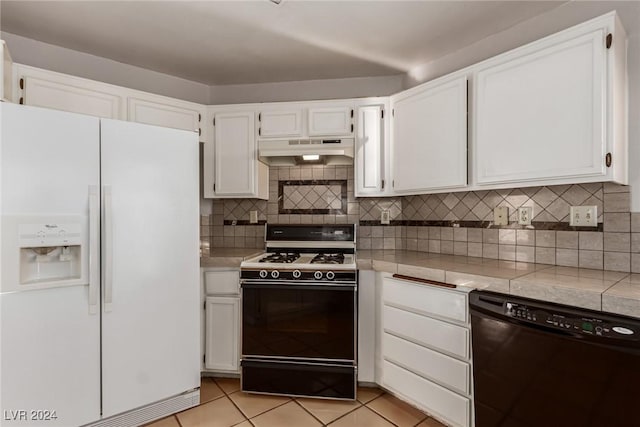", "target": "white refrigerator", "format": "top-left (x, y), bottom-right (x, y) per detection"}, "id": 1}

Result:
top-left (0, 103), bottom-right (200, 426)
